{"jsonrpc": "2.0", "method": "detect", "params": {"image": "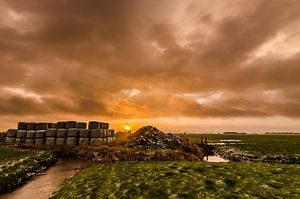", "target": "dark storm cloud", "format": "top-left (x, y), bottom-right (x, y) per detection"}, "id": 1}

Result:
top-left (0, 0), bottom-right (300, 122)
top-left (0, 92), bottom-right (46, 115)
